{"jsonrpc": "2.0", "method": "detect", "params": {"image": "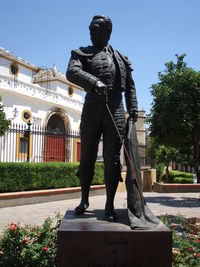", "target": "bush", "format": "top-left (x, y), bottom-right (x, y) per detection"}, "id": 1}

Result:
top-left (161, 170), bottom-right (194, 184)
top-left (0, 213), bottom-right (63, 267)
top-left (161, 215), bottom-right (200, 267)
top-left (0, 162), bottom-right (104, 193)
top-left (168, 170), bottom-right (194, 179)
top-left (173, 177), bottom-right (194, 184)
